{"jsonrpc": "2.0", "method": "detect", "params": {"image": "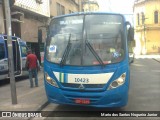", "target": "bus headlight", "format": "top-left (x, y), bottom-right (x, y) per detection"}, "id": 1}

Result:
top-left (107, 73), bottom-right (126, 90)
top-left (45, 72), bottom-right (59, 88)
